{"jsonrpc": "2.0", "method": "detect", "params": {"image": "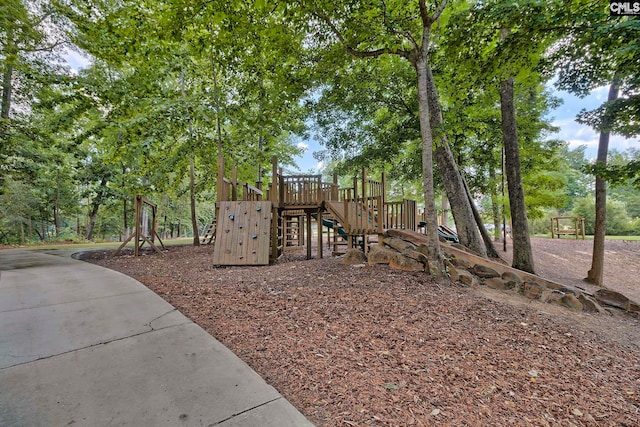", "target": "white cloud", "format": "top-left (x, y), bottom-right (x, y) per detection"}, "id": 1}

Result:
top-left (551, 117), bottom-right (639, 159)
top-left (297, 141), bottom-right (309, 150)
top-left (592, 85), bottom-right (609, 102)
top-left (316, 161), bottom-right (325, 171)
top-left (64, 50), bottom-right (91, 72)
